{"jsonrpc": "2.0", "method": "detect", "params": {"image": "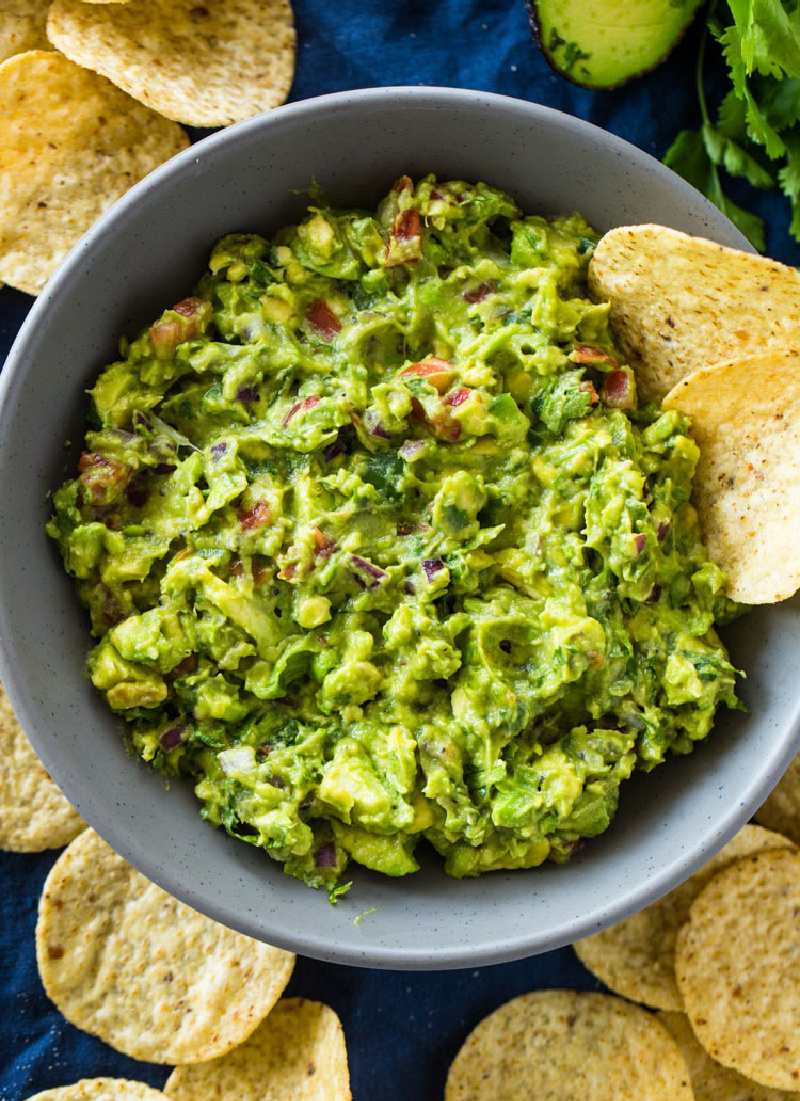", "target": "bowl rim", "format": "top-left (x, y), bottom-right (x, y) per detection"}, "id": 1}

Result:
top-left (2, 85), bottom-right (798, 969)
